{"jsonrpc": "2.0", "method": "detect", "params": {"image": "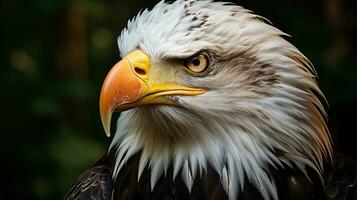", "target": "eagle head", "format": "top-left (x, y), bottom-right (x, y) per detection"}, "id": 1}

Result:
top-left (99, 1), bottom-right (332, 199)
